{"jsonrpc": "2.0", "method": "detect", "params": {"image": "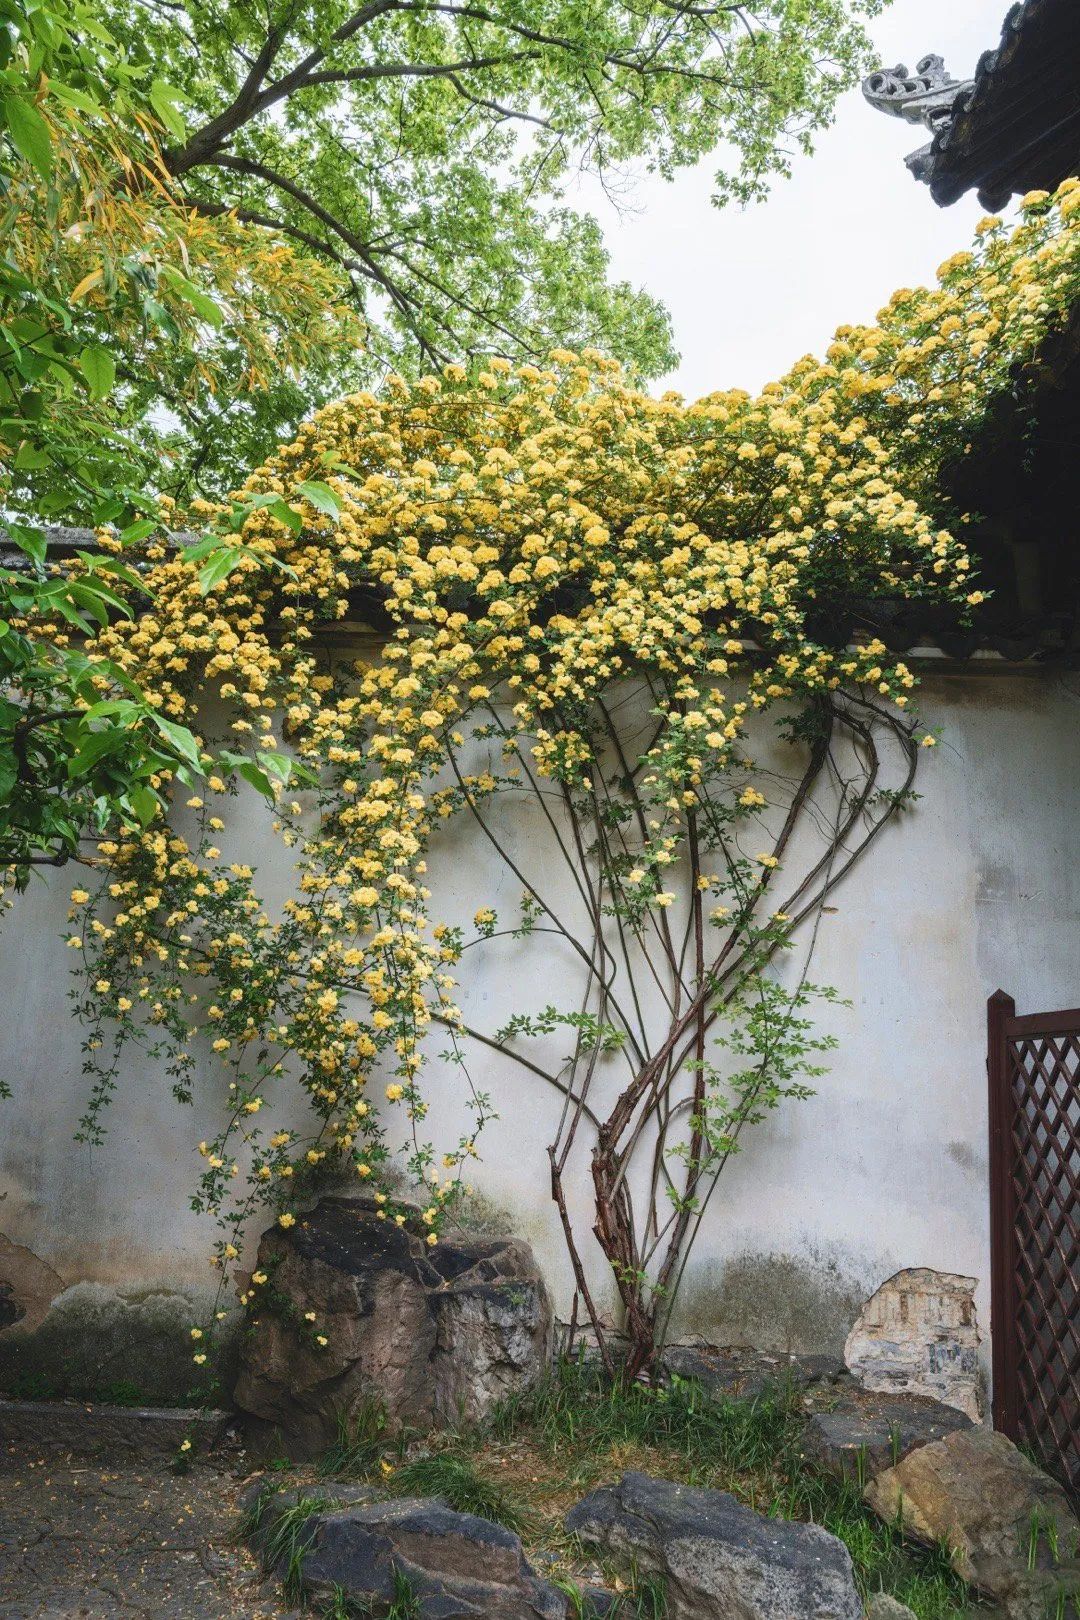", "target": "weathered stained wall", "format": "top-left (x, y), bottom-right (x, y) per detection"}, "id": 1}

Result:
top-left (1, 664), bottom-right (1078, 1391)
